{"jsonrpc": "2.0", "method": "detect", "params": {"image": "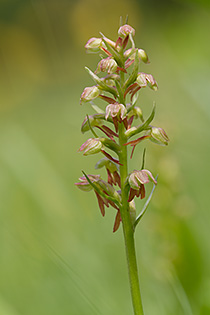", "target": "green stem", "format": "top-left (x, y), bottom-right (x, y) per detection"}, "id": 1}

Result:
top-left (118, 122), bottom-right (144, 315)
